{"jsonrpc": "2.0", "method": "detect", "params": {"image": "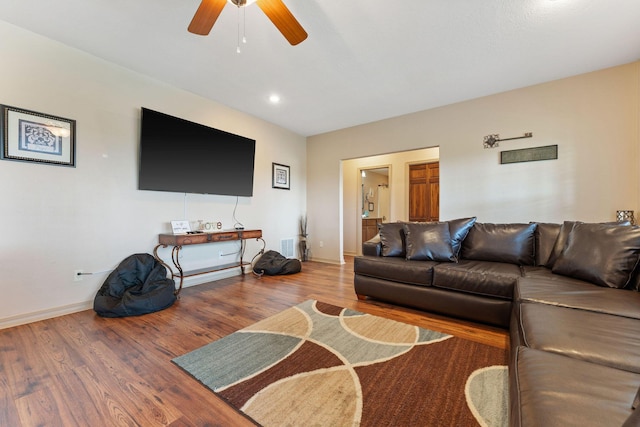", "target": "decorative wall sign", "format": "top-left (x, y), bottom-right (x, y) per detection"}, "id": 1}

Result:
top-left (272, 163), bottom-right (290, 190)
top-left (0, 105), bottom-right (76, 167)
top-left (500, 145), bottom-right (558, 164)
